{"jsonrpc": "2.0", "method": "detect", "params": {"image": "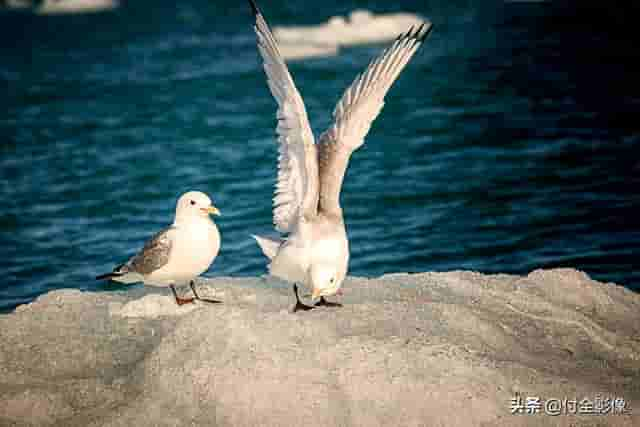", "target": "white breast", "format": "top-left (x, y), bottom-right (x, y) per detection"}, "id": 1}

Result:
top-left (146, 219), bottom-right (220, 286)
top-left (268, 218), bottom-right (350, 287)
top-left (310, 223), bottom-right (349, 266)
